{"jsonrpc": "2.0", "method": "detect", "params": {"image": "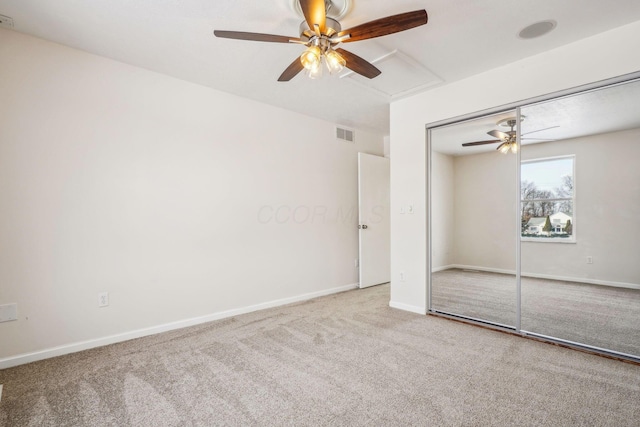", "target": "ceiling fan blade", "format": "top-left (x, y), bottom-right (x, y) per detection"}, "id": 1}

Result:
top-left (299, 0), bottom-right (326, 34)
top-left (521, 125), bottom-right (560, 136)
top-left (337, 10), bottom-right (427, 43)
top-left (278, 57), bottom-right (305, 82)
top-left (214, 30), bottom-right (301, 43)
top-left (336, 48), bottom-right (381, 79)
top-left (461, 140), bottom-right (501, 147)
top-left (487, 129), bottom-right (510, 140)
